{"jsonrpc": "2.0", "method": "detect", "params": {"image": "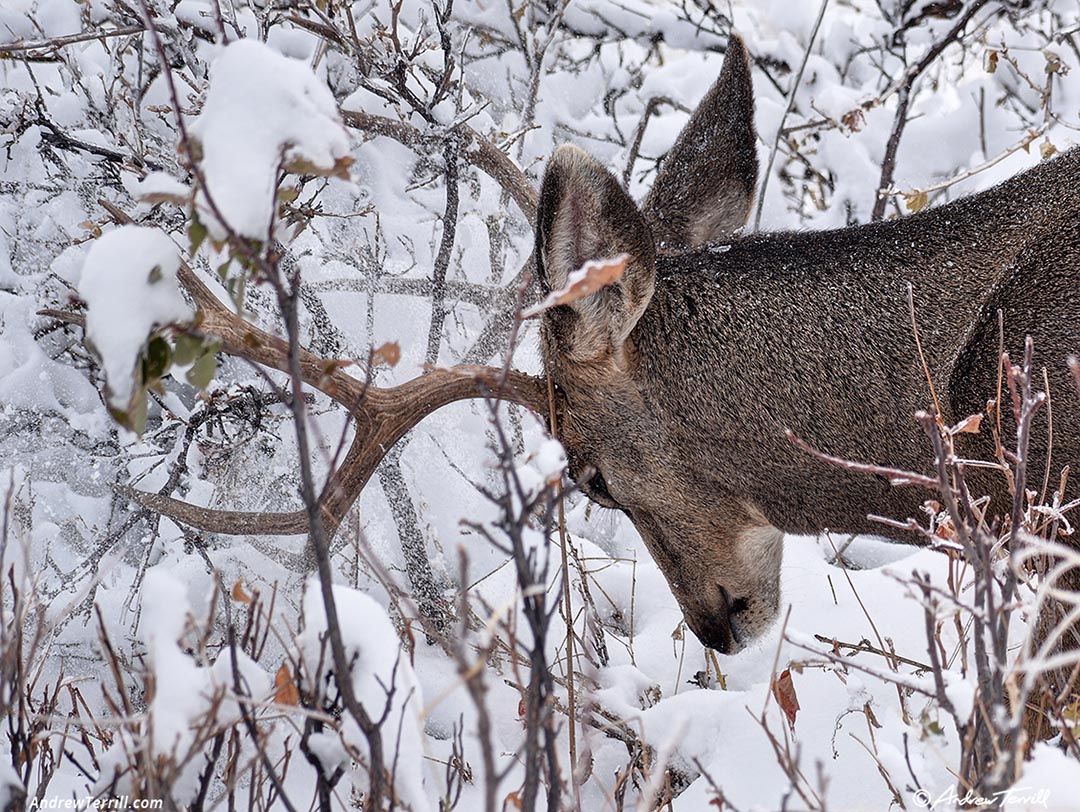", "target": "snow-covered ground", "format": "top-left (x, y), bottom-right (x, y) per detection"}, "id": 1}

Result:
top-left (2, 0), bottom-right (1080, 809)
